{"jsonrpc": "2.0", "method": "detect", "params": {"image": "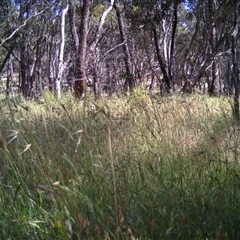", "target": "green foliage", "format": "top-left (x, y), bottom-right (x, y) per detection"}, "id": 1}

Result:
top-left (0, 93), bottom-right (240, 239)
